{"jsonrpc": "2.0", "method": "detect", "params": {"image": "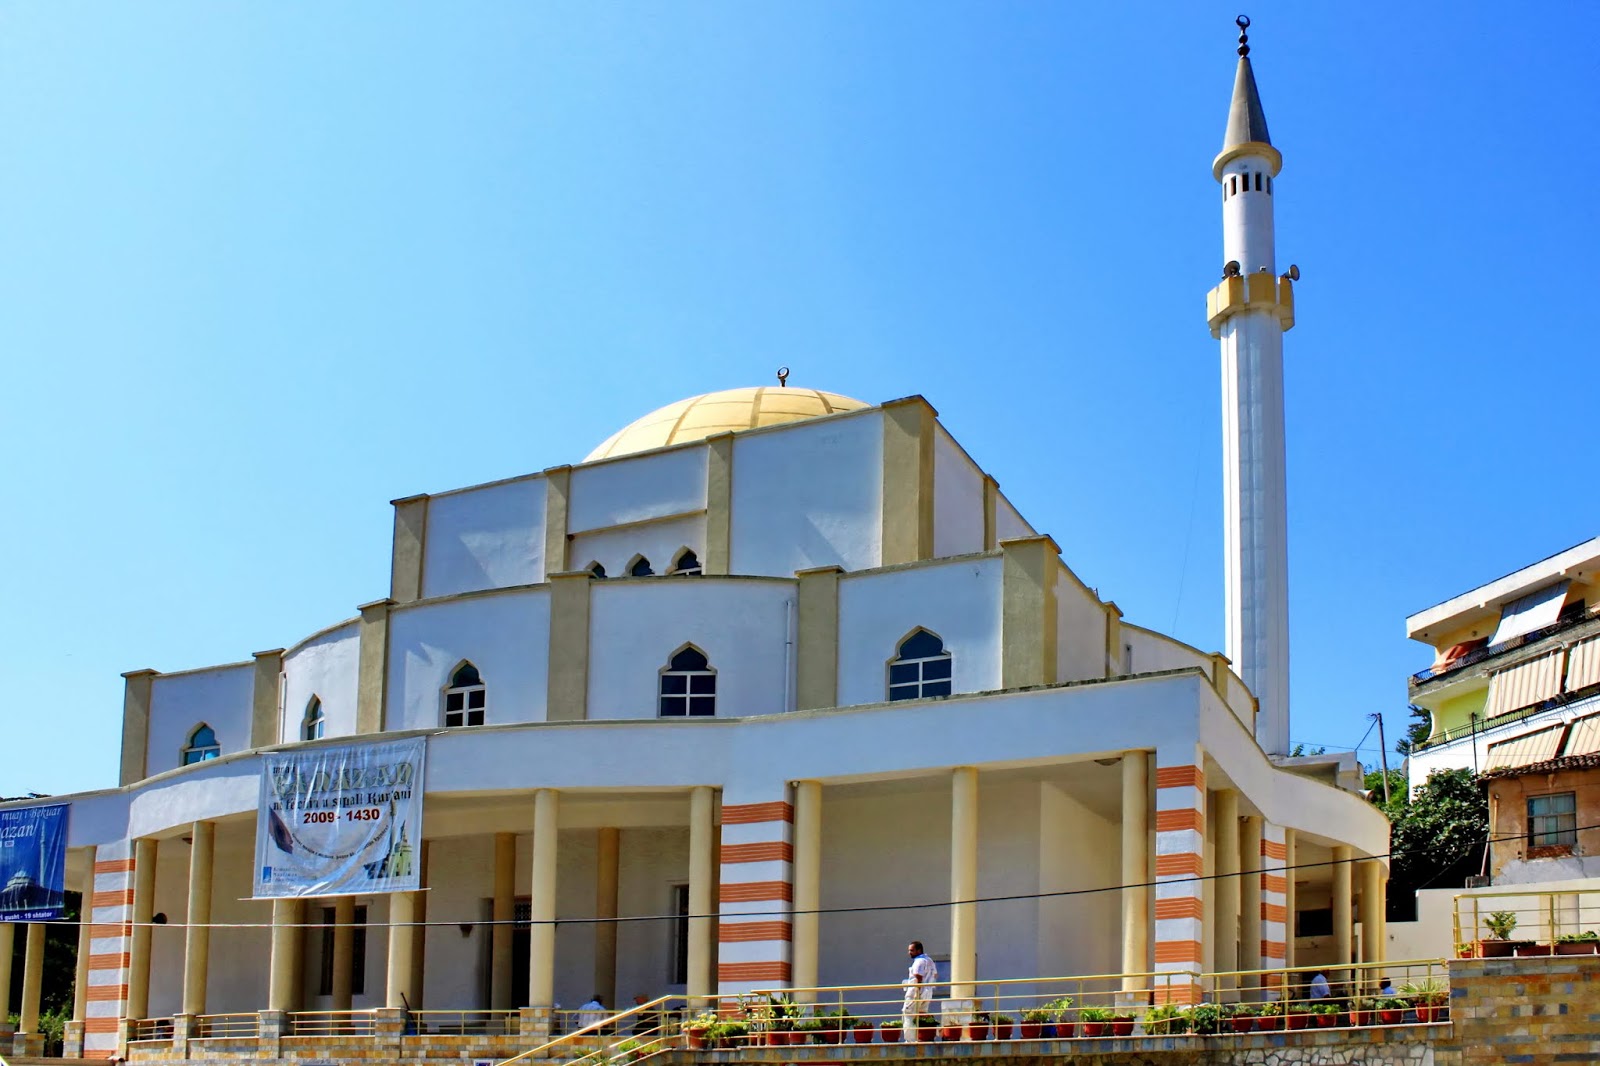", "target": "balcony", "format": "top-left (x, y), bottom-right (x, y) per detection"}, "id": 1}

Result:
top-left (1411, 603), bottom-right (1600, 689)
